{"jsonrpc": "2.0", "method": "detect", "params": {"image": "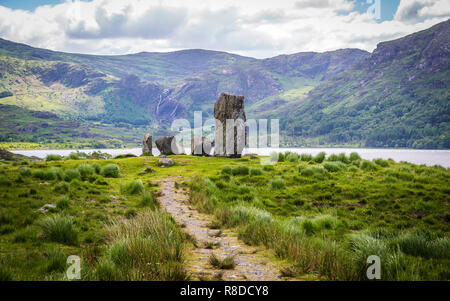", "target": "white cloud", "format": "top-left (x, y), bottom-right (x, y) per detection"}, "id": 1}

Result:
top-left (0, 0), bottom-right (449, 58)
top-left (395, 0), bottom-right (450, 22)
